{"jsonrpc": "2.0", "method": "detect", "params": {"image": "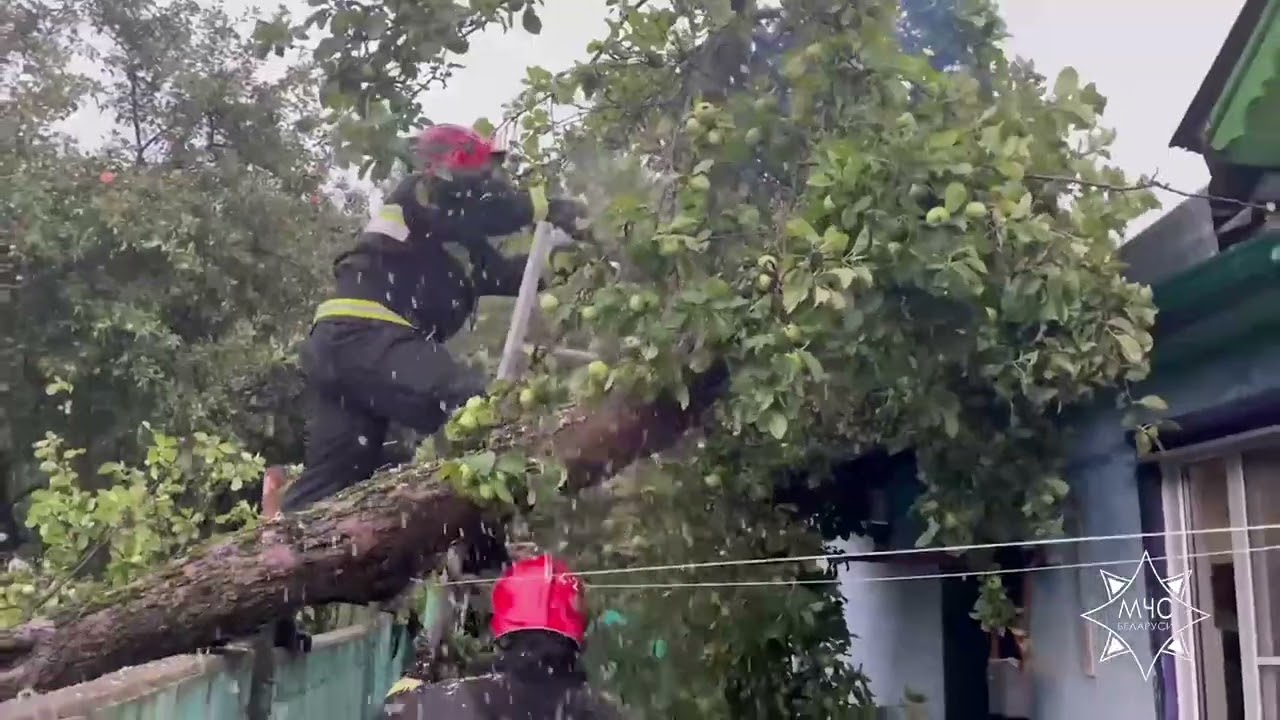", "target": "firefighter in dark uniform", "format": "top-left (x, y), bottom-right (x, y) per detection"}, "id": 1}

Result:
top-left (280, 124), bottom-right (585, 512)
top-left (379, 554), bottom-right (627, 720)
